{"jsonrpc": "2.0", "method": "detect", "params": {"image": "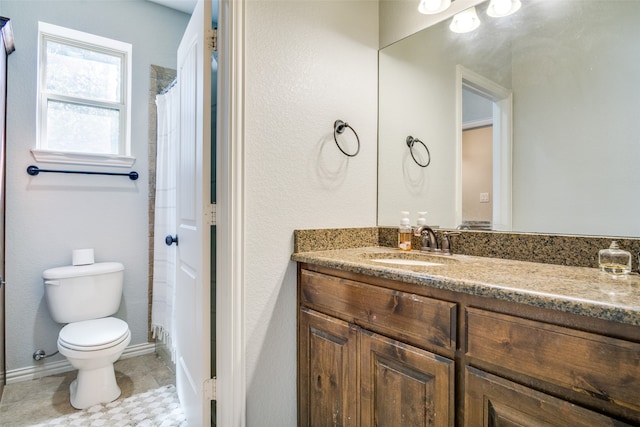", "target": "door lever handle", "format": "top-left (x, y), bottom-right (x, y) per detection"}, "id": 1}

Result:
top-left (165, 234), bottom-right (179, 246)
